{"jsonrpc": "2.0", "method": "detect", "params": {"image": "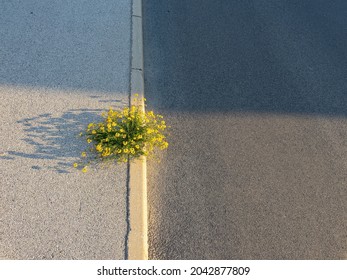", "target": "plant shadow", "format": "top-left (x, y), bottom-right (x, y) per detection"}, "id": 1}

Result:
top-left (9, 109), bottom-right (109, 174)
